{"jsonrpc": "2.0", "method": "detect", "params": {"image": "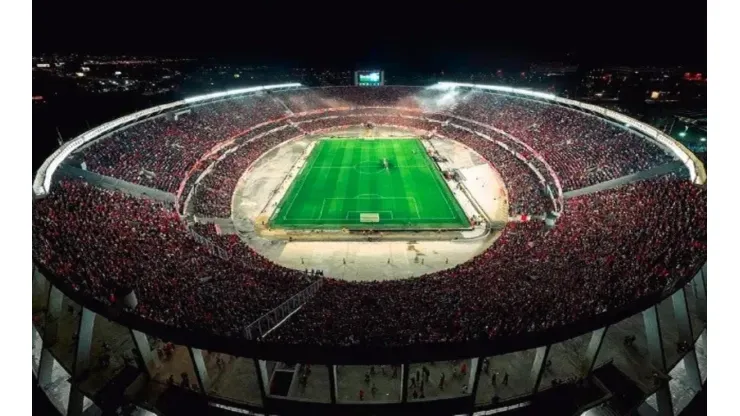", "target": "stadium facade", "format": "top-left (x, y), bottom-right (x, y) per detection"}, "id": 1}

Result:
top-left (32, 83), bottom-right (706, 416)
